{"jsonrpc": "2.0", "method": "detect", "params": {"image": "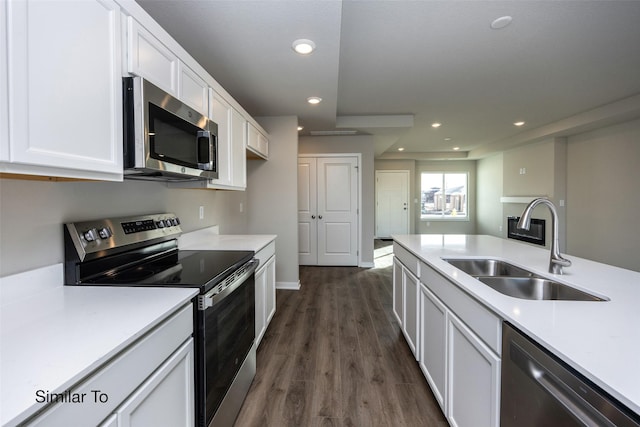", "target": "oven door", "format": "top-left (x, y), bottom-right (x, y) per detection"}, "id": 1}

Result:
top-left (197, 259), bottom-right (257, 427)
